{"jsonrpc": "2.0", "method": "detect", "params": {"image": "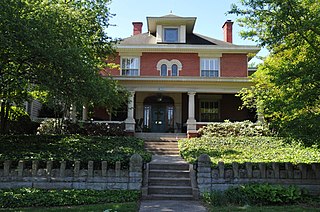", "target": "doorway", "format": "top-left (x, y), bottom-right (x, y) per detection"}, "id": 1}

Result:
top-left (144, 95), bottom-right (174, 133)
